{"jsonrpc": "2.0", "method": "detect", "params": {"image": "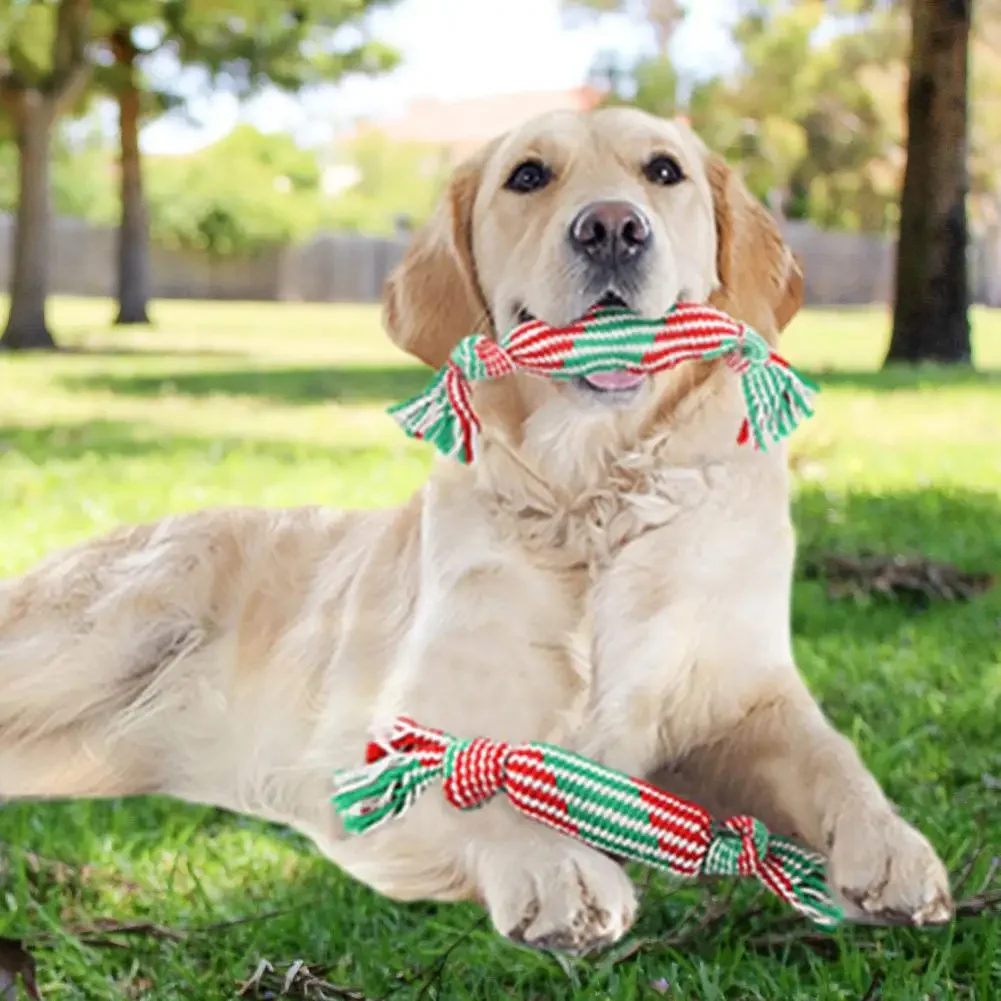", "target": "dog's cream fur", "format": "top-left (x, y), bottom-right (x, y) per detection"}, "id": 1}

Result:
top-left (0, 109), bottom-right (952, 953)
